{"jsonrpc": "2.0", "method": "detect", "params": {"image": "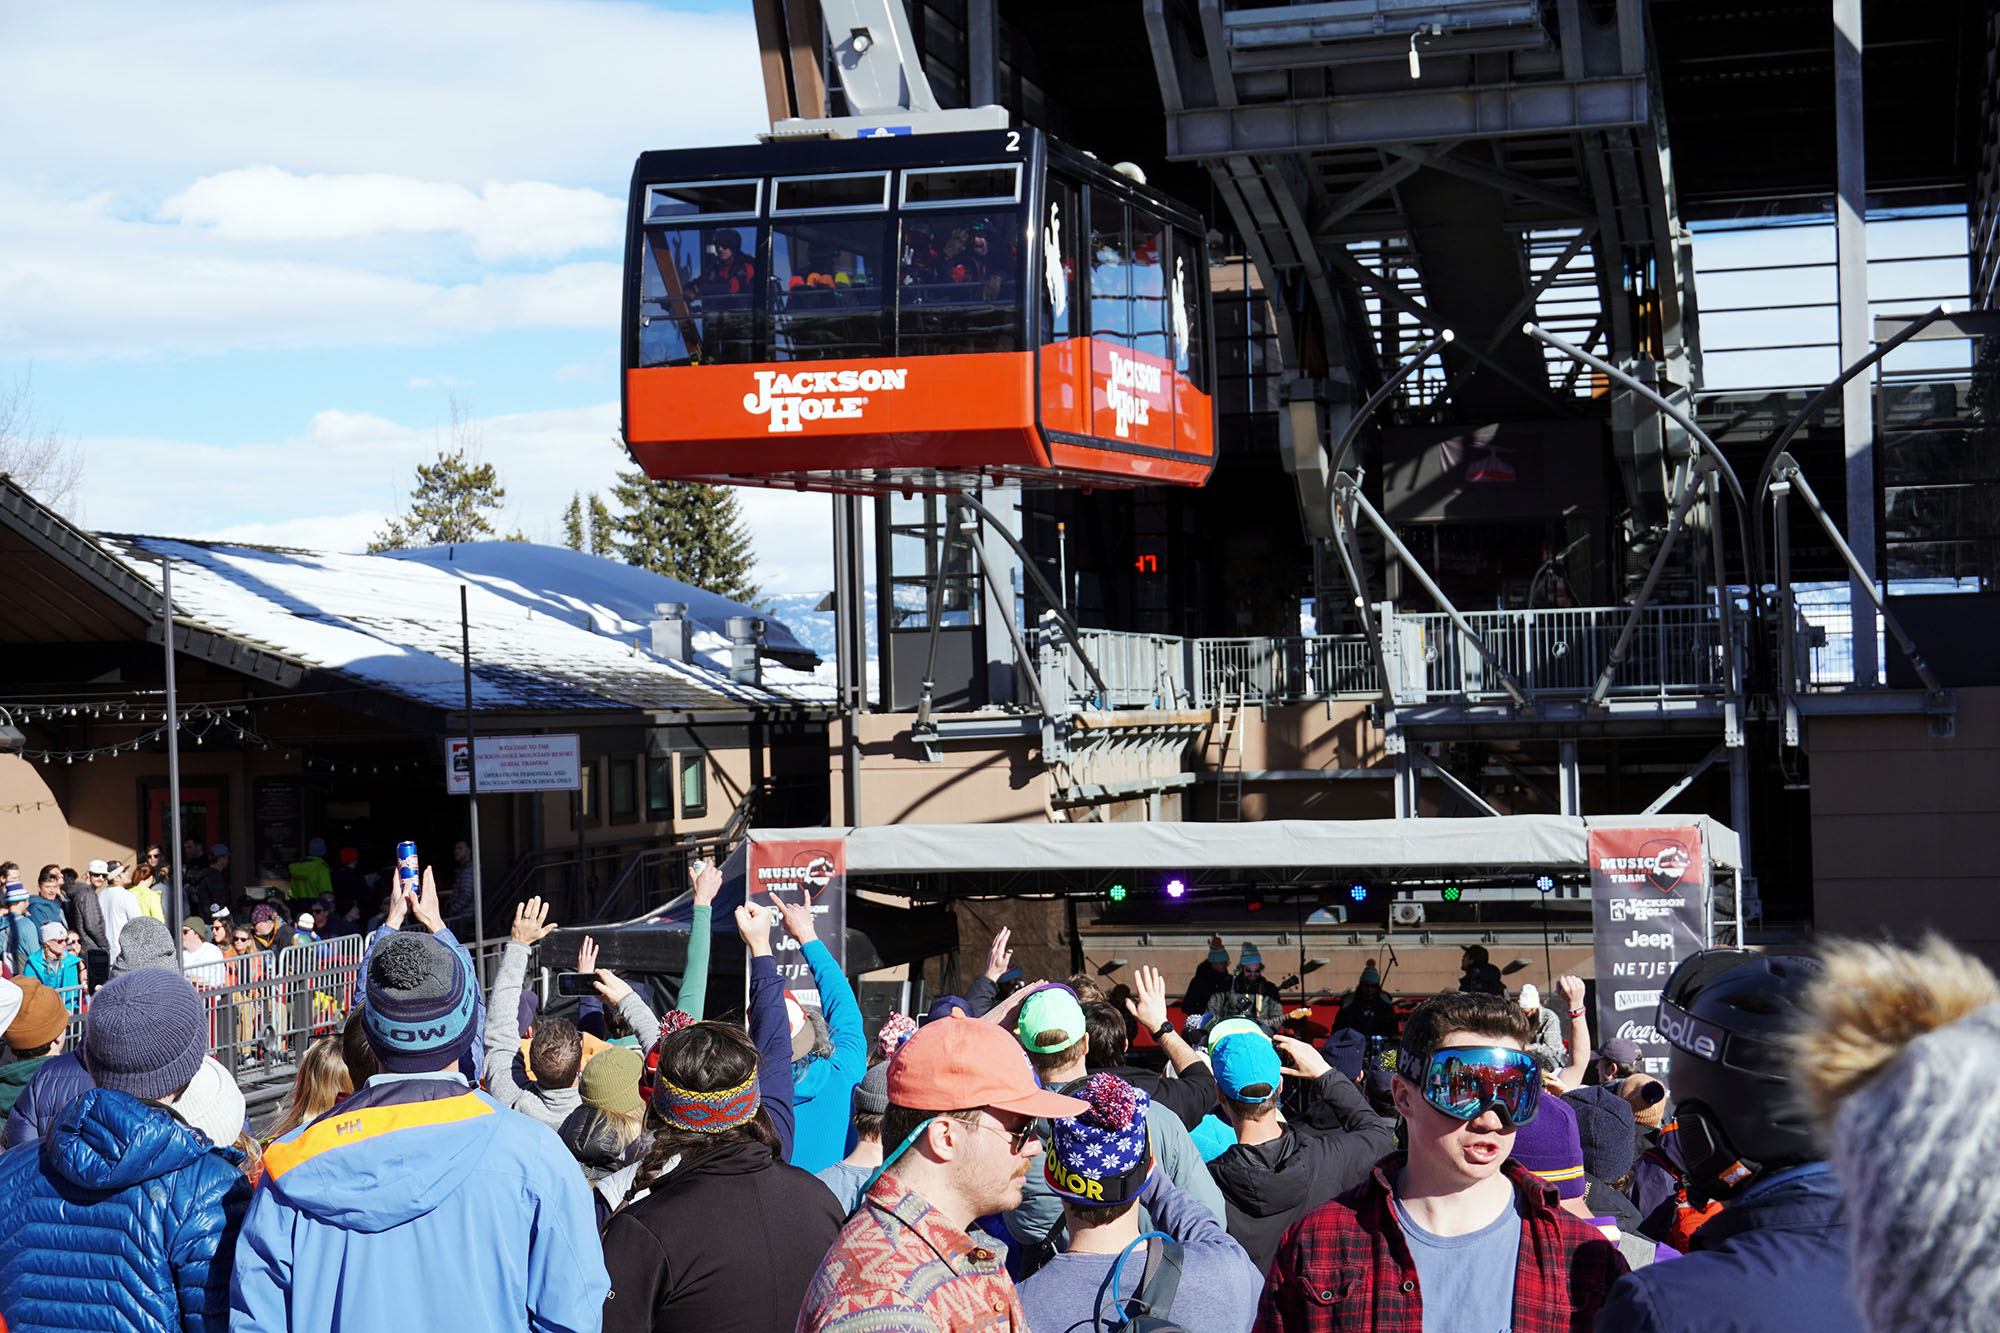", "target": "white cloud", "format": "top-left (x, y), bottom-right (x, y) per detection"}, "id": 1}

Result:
top-left (162, 167), bottom-right (624, 261)
top-left (77, 400), bottom-right (837, 593)
top-left (0, 2), bottom-right (766, 190)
